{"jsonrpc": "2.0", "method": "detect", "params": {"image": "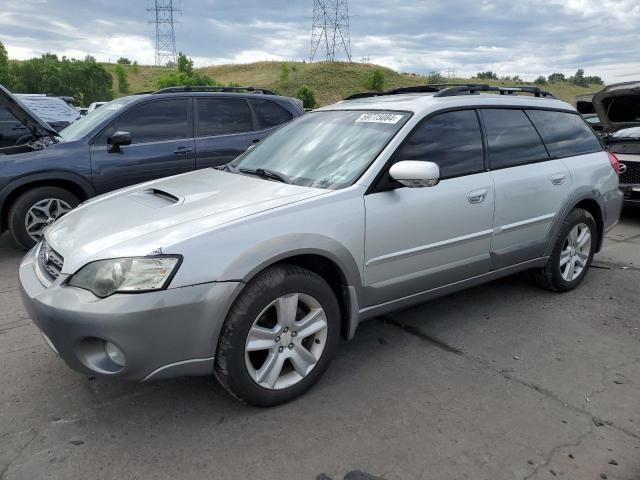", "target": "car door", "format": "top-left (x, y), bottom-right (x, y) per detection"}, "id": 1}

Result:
top-left (480, 108), bottom-right (572, 269)
top-left (89, 98), bottom-right (195, 194)
top-left (194, 97), bottom-right (261, 169)
top-left (364, 110), bottom-right (495, 306)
